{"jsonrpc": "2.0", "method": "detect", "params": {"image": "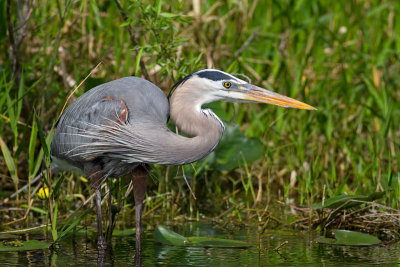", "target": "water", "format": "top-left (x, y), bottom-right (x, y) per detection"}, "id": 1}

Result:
top-left (1, 223), bottom-right (399, 266)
